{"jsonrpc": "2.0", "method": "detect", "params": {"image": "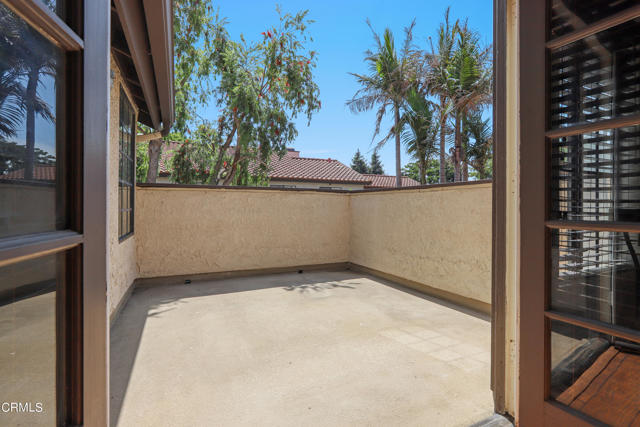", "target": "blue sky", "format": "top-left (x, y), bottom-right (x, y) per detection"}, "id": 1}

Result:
top-left (202, 0), bottom-right (493, 174)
